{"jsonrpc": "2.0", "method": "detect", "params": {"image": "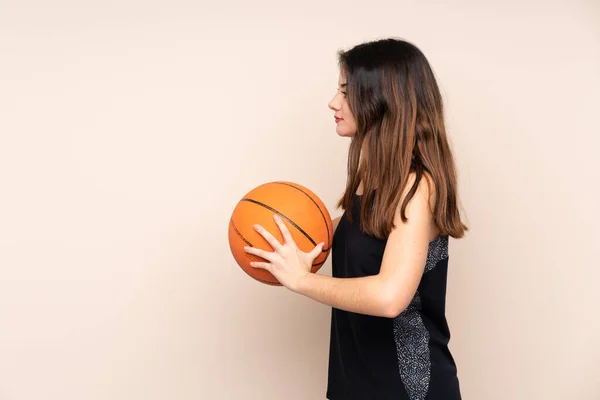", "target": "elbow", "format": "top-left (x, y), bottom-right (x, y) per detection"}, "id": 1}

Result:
top-left (381, 301), bottom-right (406, 319)
top-left (379, 287), bottom-right (409, 319)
